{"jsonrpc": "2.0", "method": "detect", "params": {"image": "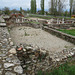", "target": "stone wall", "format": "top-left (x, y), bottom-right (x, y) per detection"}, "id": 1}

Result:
top-left (42, 26), bottom-right (75, 45)
top-left (8, 23), bottom-right (43, 29)
top-left (48, 23), bottom-right (75, 29)
top-left (52, 19), bottom-right (75, 24)
top-left (15, 43), bottom-right (75, 75)
top-left (0, 25), bottom-right (74, 74)
top-left (0, 27), bottom-right (23, 75)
